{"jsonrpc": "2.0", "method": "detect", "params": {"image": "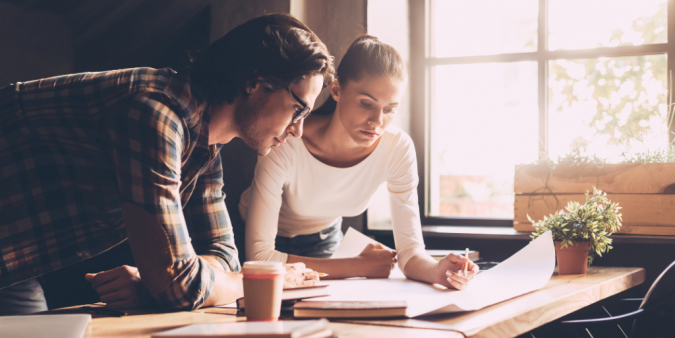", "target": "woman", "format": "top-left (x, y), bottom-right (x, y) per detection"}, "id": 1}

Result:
top-left (239, 36), bottom-right (478, 290)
